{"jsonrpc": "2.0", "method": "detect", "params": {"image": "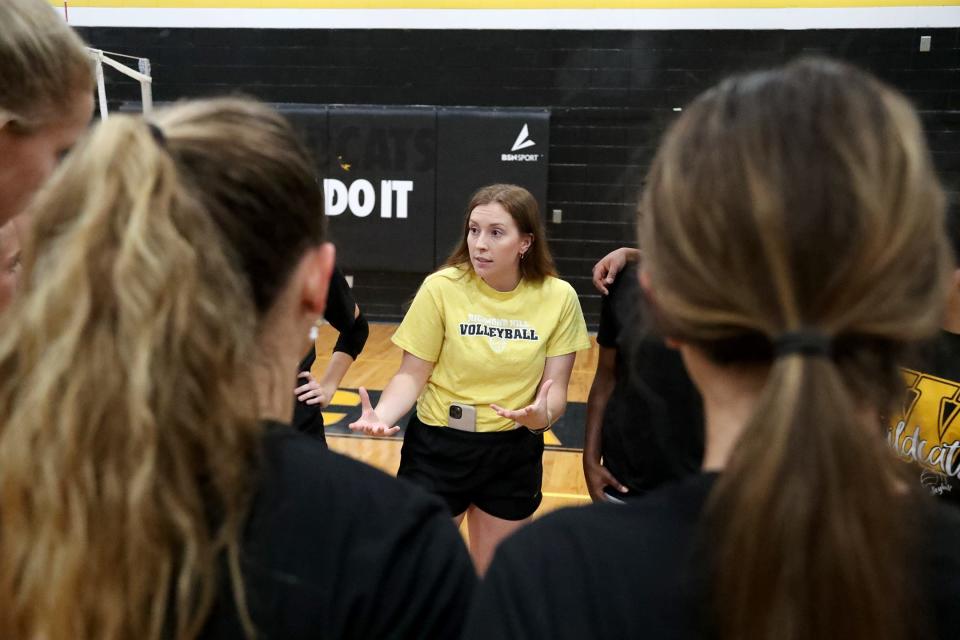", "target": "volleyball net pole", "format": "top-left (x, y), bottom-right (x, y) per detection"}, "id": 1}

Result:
top-left (86, 48), bottom-right (154, 119)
